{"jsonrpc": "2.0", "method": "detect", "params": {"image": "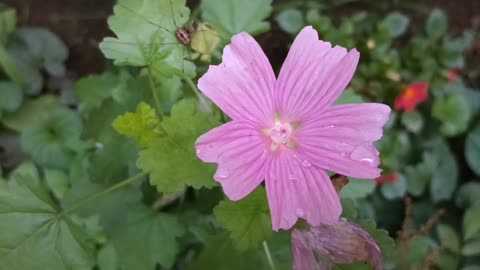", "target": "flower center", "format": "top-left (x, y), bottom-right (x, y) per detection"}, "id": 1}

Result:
top-left (270, 122), bottom-right (293, 144)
